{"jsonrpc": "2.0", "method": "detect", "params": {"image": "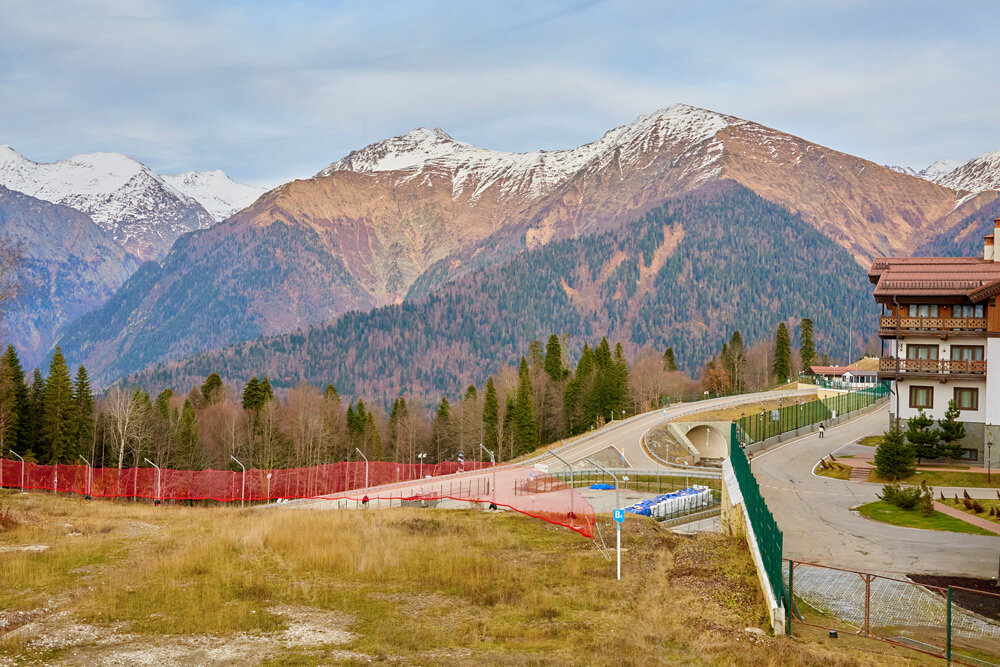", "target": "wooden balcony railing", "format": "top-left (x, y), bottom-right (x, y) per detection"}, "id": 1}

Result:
top-left (879, 316), bottom-right (986, 332)
top-left (879, 357), bottom-right (987, 374)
